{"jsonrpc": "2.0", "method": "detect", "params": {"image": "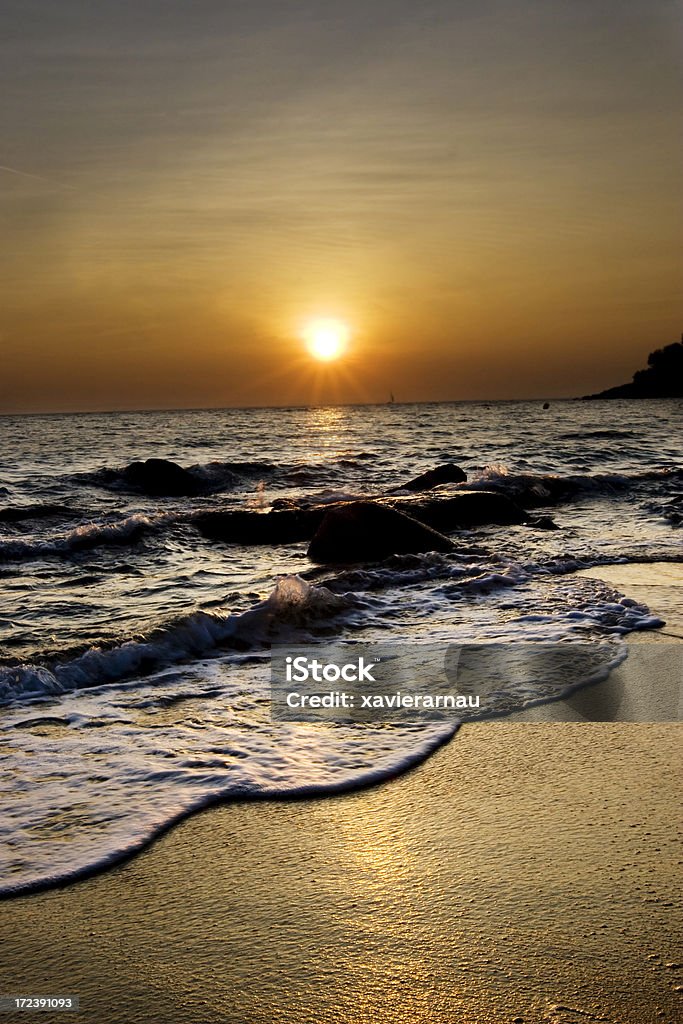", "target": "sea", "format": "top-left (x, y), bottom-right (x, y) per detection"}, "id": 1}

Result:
top-left (0, 399), bottom-right (681, 897)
